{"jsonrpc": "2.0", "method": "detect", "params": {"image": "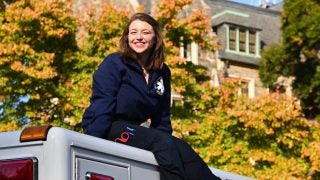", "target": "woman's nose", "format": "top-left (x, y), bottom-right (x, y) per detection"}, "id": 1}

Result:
top-left (136, 33), bottom-right (142, 39)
